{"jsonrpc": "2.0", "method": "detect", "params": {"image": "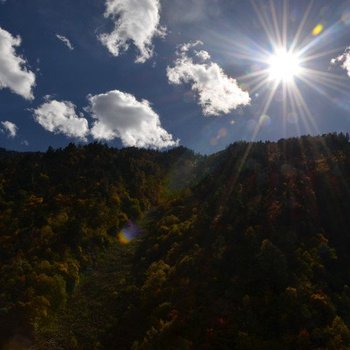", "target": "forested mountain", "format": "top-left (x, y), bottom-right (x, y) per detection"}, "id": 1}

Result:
top-left (1, 133), bottom-right (350, 349)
